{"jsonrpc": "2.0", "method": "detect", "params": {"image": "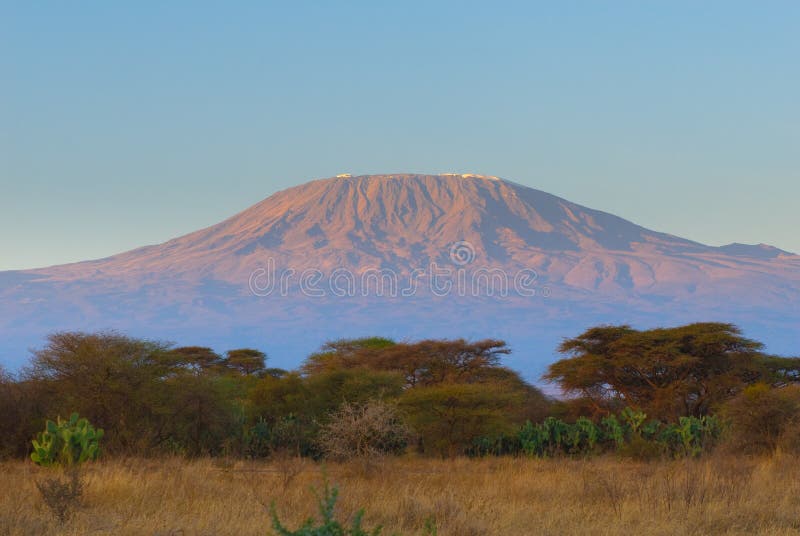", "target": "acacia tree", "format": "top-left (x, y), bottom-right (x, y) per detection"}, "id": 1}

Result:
top-left (163, 371), bottom-right (241, 456)
top-left (300, 337), bottom-right (545, 457)
top-left (26, 331), bottom-right (176, 453)
top-left (399, 382), bottom-right (523, 457)
top-left (303, 337), bottom-right (512, 387)
top-left (25, 332), bottom-right (251, 456)
top-left (224, 348), bottom-right (267, 376)
top-left (168, 346), bottom-right (225, 373)
top-left (301, 337), bottom-right (397, 375)
top-left (0, 367), bottom-right (34, 458)
top-left (544, 323), bottom-right (785, 419)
